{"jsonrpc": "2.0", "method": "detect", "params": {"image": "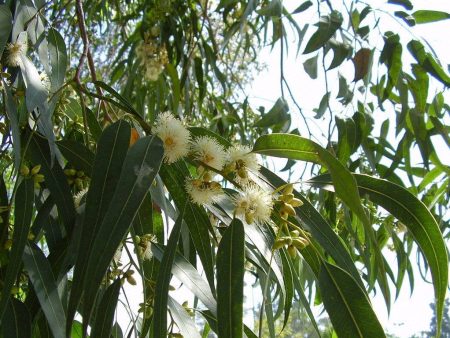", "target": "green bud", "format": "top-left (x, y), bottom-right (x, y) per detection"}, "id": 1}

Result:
top-left (30, 164), bottom-right (41, 175)
top-left (20, 165), bottom-right (30, 176)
